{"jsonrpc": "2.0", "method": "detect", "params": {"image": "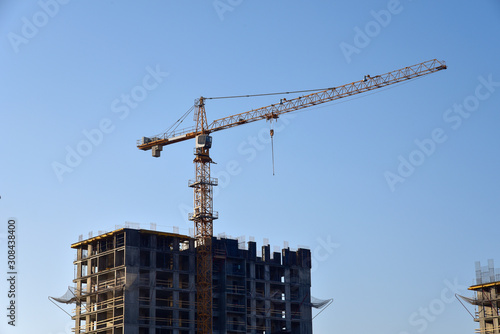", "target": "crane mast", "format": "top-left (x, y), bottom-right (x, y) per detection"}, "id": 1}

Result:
top-left (190, 96), bottom-right (216, 334)
top-left (137, 59), bottom-right (446, 334)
